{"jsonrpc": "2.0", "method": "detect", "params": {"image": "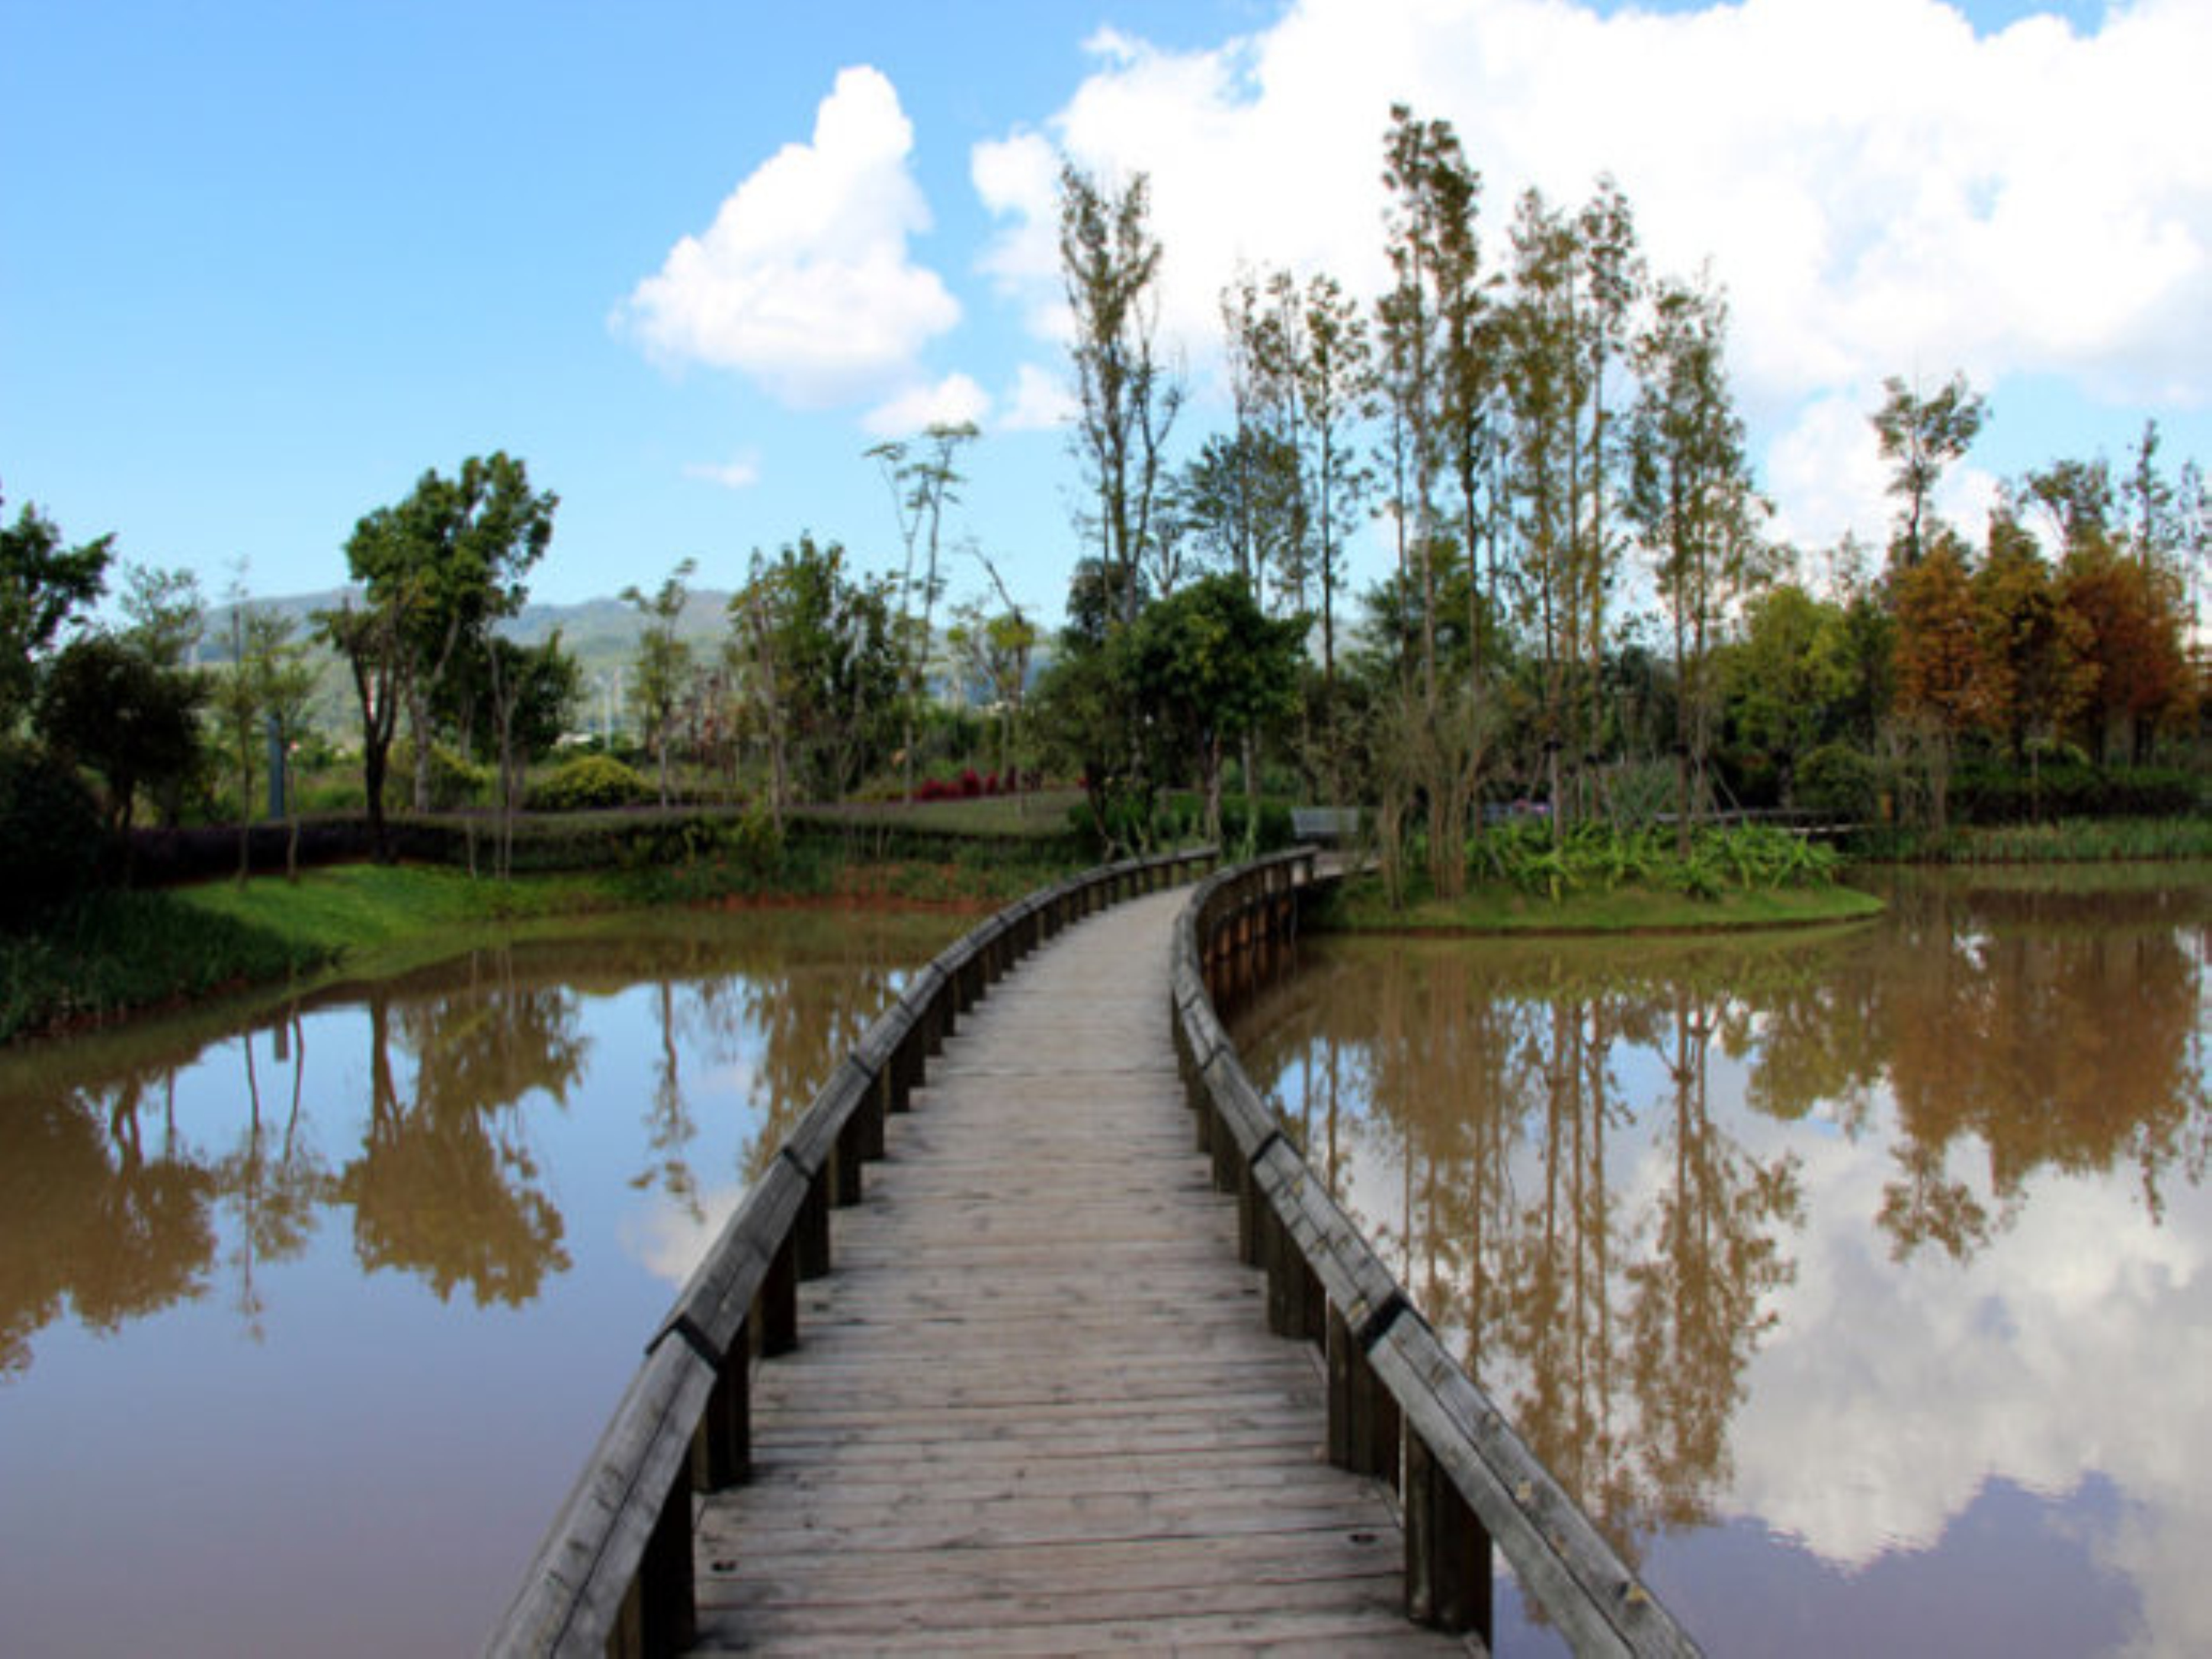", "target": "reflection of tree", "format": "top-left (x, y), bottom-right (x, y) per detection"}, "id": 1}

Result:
top-left (215, 1013), bottom-right (324, 1340)
top-left (336, 970), bottom-right (582, 1307)
top-left (0, 1071), bottom-right (218, 1379)
top-left (1626, 992), bottom-right (1801, 1528)
top-left (1235, 874), bottom-right (2212, 1562)
top-left (1238, 938), bottom-right (1803, 1557)
top-left (1875, 878), bottom-right (2212, 1259)
top-left (738, 957), bottom-right (911, 1184)
top-left (637, 978), bottom-right (701, 1215)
